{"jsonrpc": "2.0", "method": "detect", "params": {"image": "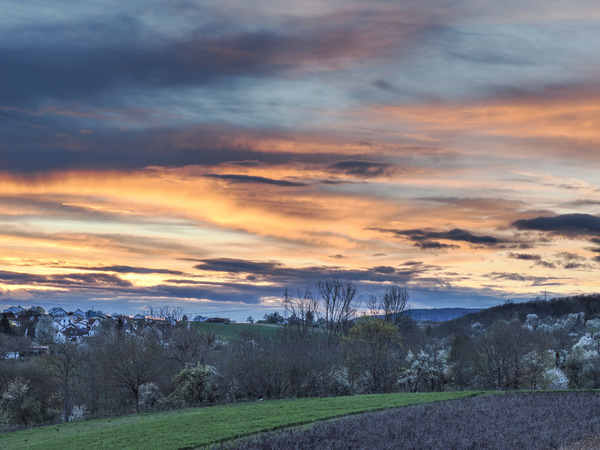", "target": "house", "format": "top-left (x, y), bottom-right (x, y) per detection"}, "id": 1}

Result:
top-left (62, 325), bottom-right (88, 342)
top-left (1, 312), bottom-right (29, 330)
top-left (73, 308), bottom-right (86, 319)
top-left (206, 317), bottom-right (230, 325)
top-left (25, 345), bottom-right (50, 357)
top-left (86, 318), bottom-right (102, 336)
top-left (54, 329), bottom-right (67, 343)
top-left (85, 309), bottom-right (103, 319)
top-left (48, 307), bottom-right (68, 318)
top-left (57, 315), bottom-right (78, 330)
top-left (132, 313), bottom-right (146, 320)
top-left (28, 306), bottom-right (45, 316)
top-left (86, 318), bottom-right (101, 328)
top-left (4, 305), bottom-right (26, 316)
top-left (192, 315), bottom-right (207, 322)
top-left (1, 344), bottom-right (50, 360)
